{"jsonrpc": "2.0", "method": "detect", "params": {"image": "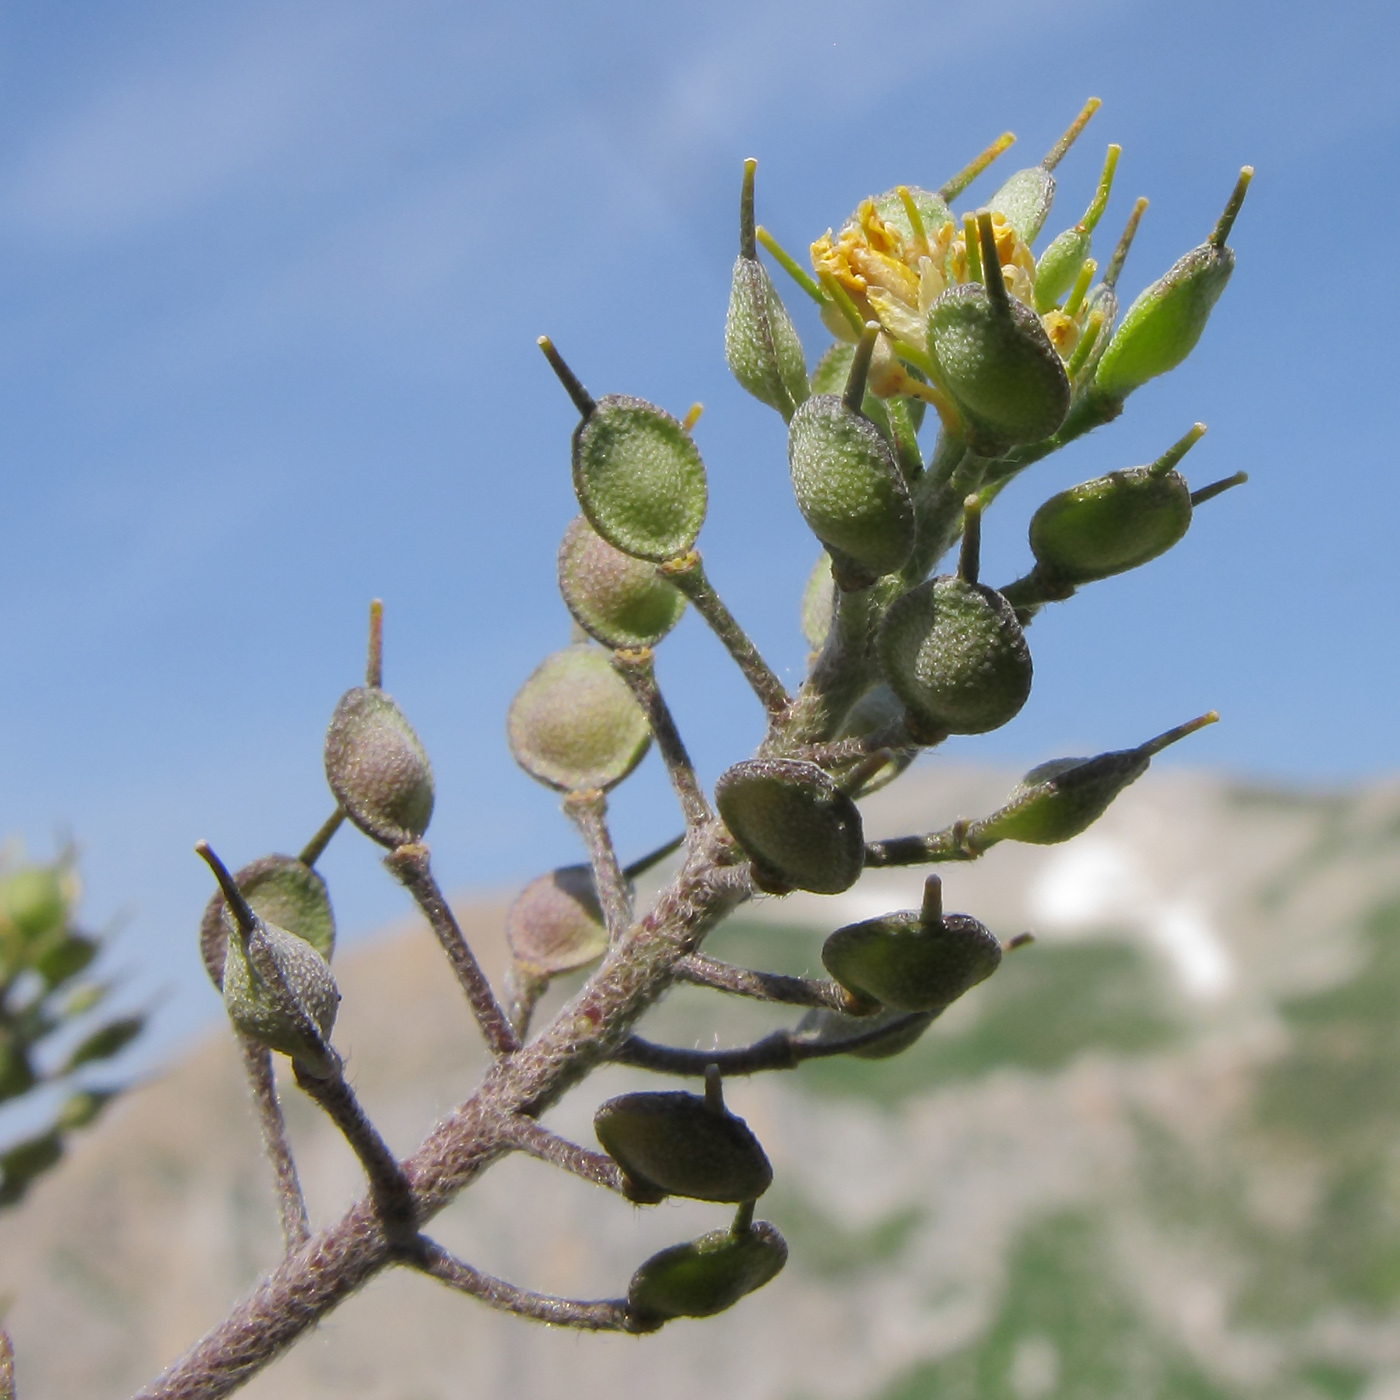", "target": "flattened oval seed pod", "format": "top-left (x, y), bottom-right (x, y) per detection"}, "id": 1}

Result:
top-left (505, 865), bottom-right (608, 977)
top-left (796, 1005), bottom-right (935, 1060)
top-left (714, 759), bottom-right (864, 895)
top-left (507, 645), bottom-right (651, 793)
top-left (628, 1222), bottom-right (787, 1322)
top-left (572, 395), bottom-right (707, 562)
top-left (557, 514), bottom-right (686, 650)
top-left (595, 1090), bottom-right (772, 1203)
top-left (324, 688), bottom-right (434, 848)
